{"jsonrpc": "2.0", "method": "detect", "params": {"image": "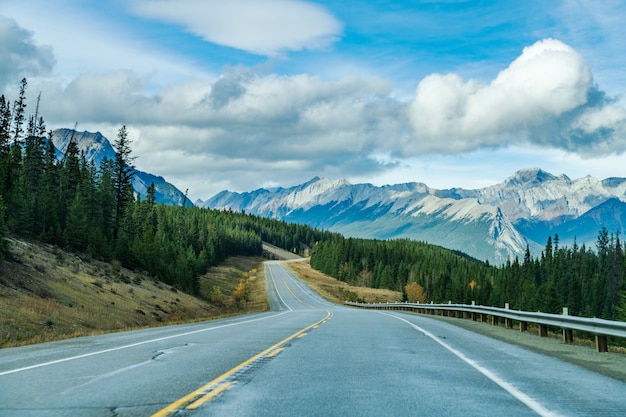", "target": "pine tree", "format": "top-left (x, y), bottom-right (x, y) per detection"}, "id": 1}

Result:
top-left (11, 78), bottom-right (27, 144)
top-left (0, 95), bottom-right (11, 197)
top-left (58, 131), bottom-right (81, 239)
top-left (112, 125), bottom-right (135, 239)
top-left (39, 132), bottom-right (60, 242)
top-left (22, 130), bottom-right (45, 236)
top-left (97, 157), bottom-right (116, 244)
